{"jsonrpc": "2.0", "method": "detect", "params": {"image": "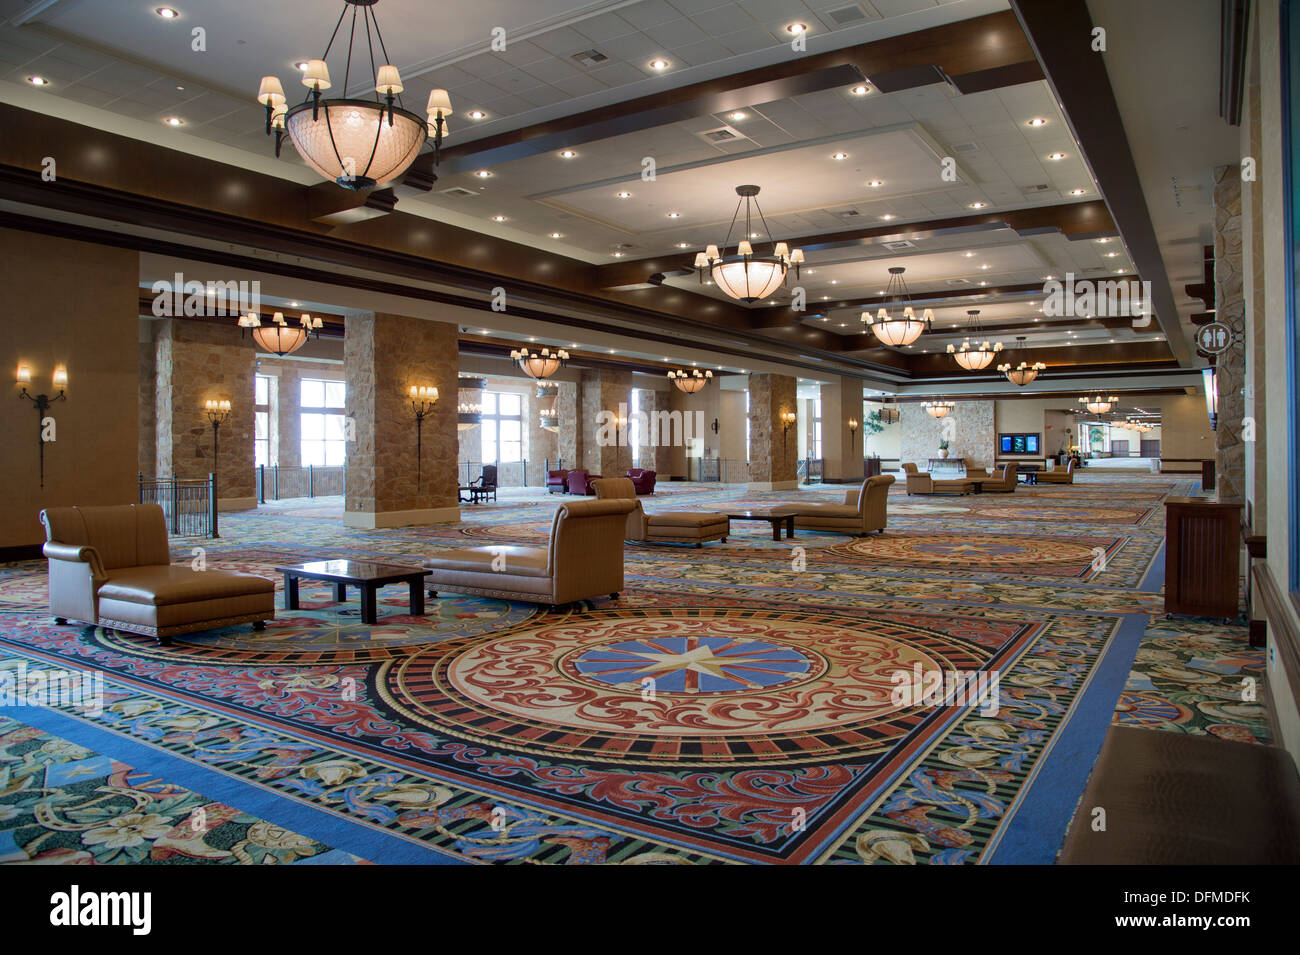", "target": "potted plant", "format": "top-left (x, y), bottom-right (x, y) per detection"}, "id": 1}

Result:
top-left (937, 439), bottom-right (950, 459)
